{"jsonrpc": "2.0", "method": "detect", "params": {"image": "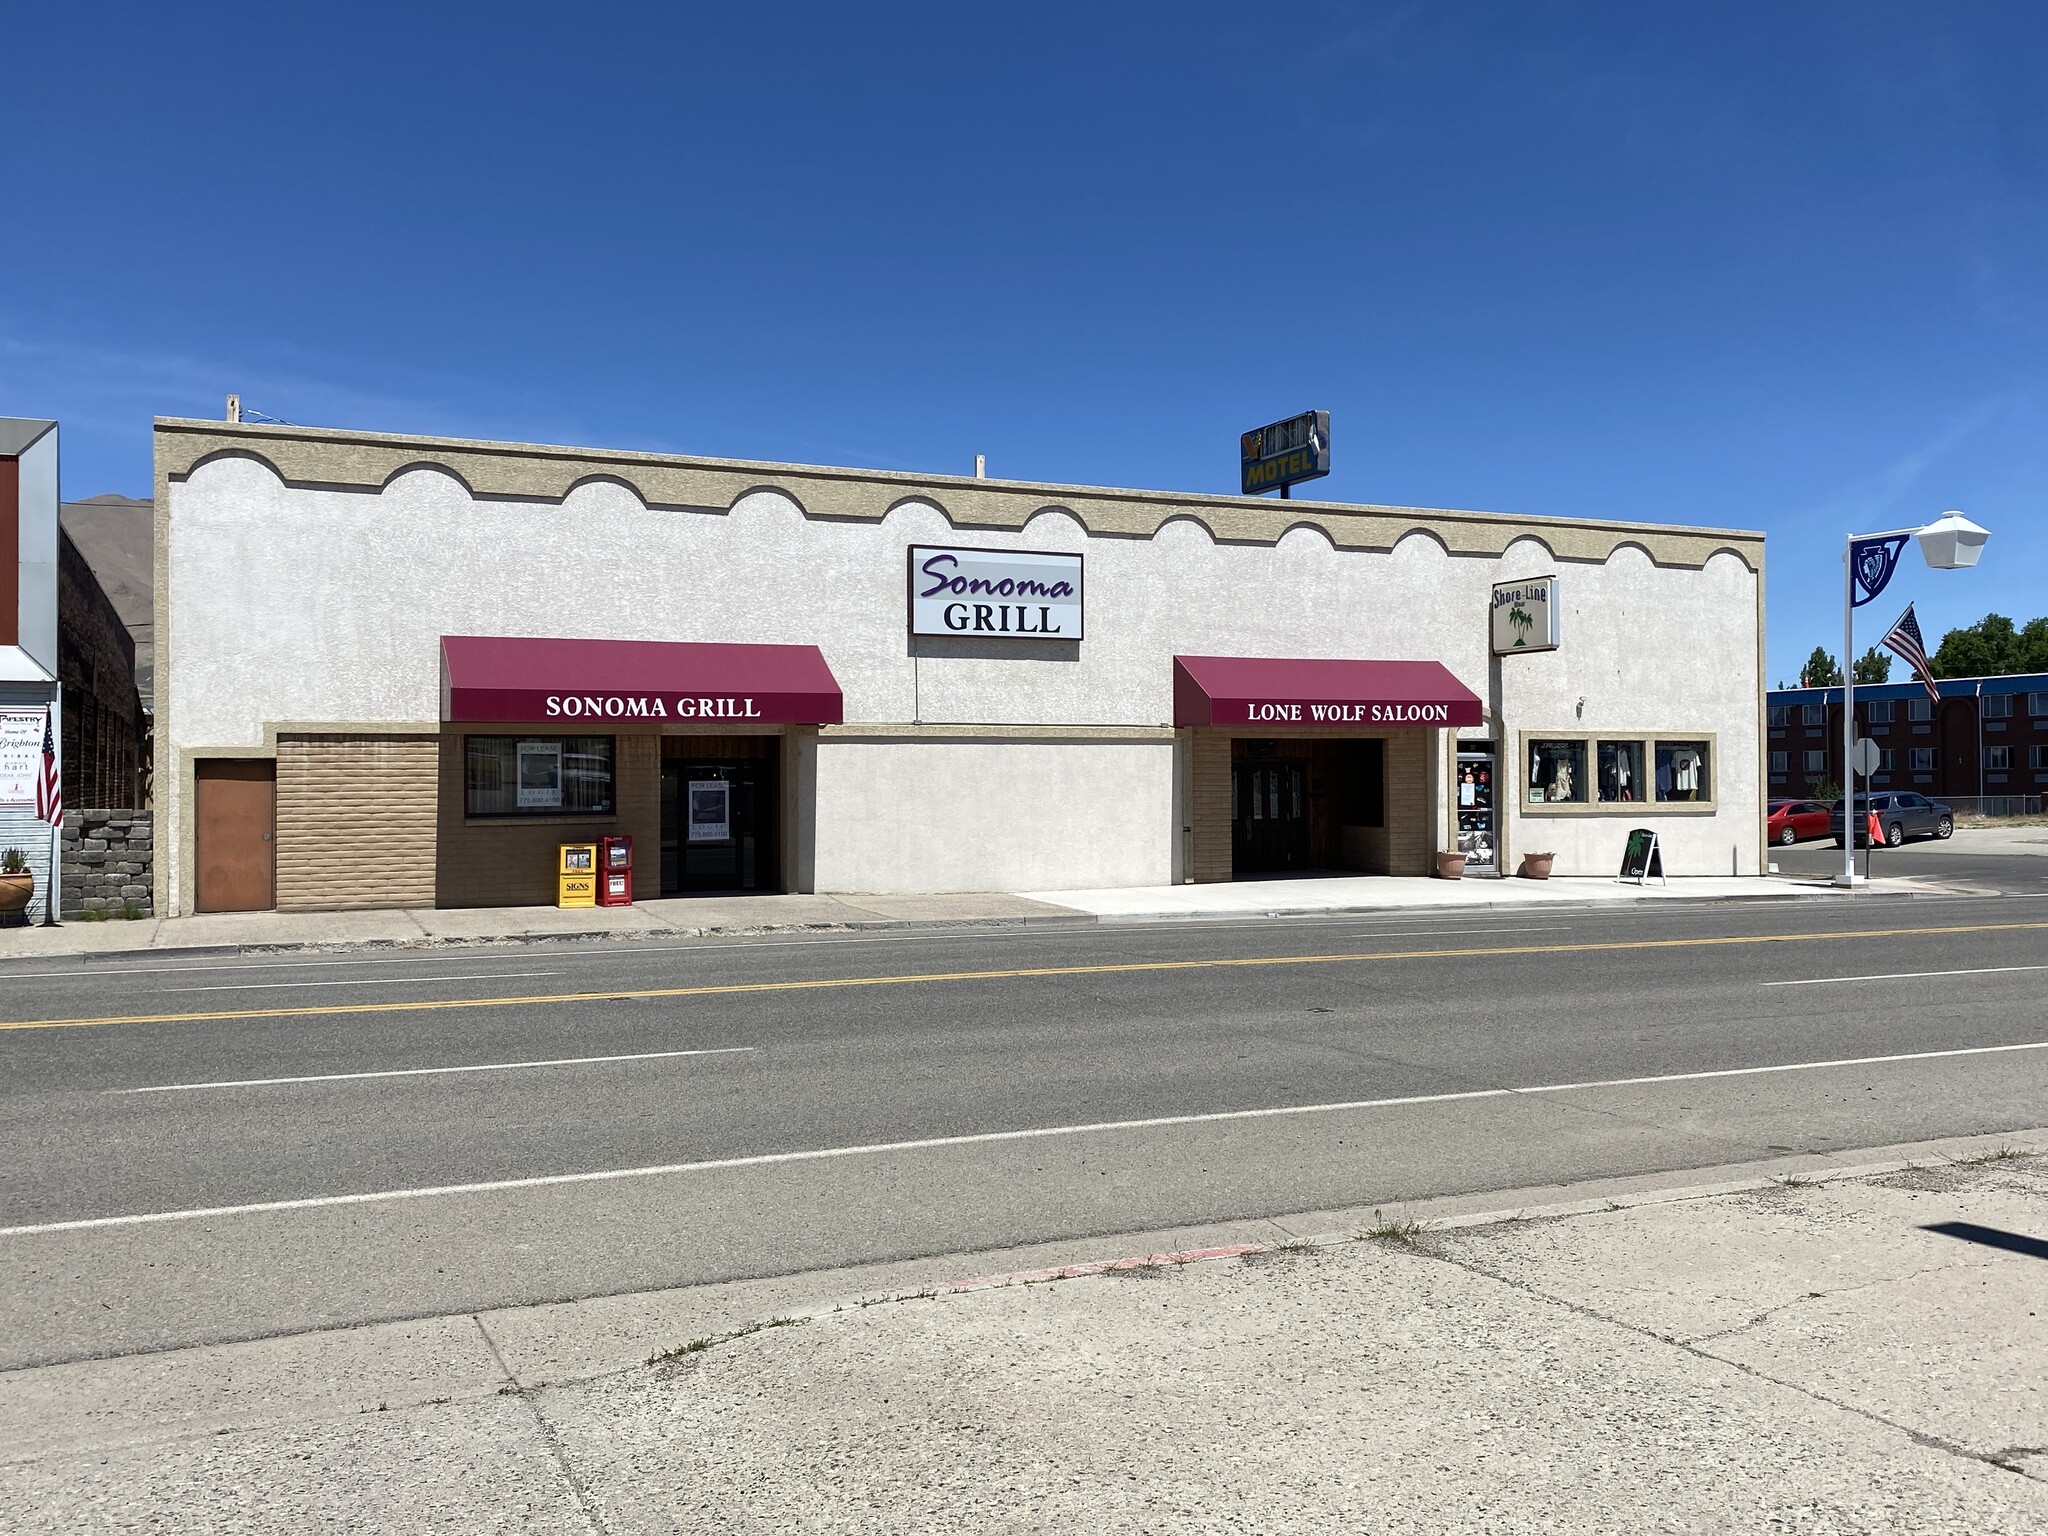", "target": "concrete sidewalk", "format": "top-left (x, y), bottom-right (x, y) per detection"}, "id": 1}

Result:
top-left (0, 870), bottom-right (1944, 966)
top-left (5, 1128), bottom-right (2044, 1532)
